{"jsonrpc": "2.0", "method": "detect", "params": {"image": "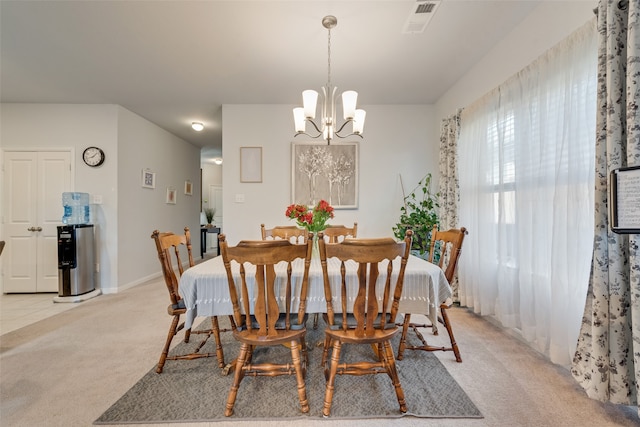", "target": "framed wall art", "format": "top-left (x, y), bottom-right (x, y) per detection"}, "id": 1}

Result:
top-left (166, 188), bottom-right (177, 204)
top-left (142, 169), bottom-right (156, 189)
top-left (609, 165), bottom-right (640, 234)
top-left (291, 141), bottom-right (358, 209)
top-left (184, 180), bottom-right (193, 195)
top-left (240, 146), bottom-right (262, 183)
